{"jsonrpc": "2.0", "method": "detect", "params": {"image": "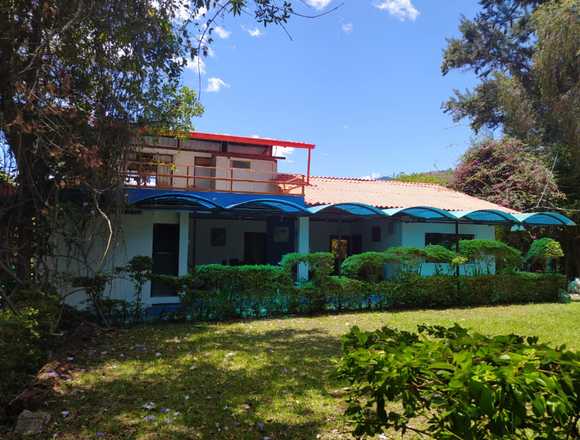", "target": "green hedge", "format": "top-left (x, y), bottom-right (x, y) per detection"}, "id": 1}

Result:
top-left (171, 264), bottom-right (567, 321)
top-left (176, 264), bottom-right (293, 320)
